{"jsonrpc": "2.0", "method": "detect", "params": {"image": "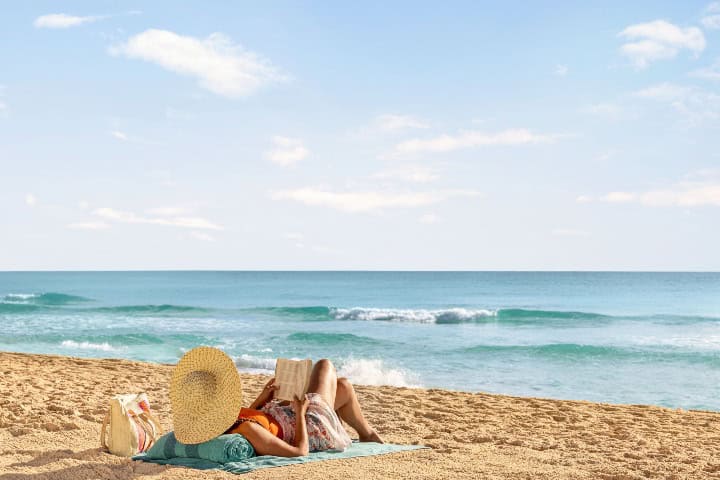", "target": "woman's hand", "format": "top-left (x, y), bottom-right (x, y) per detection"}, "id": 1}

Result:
top-left (249, 378), bottom-right (278, 409)
top-left (292, 394), bottom-right (309, 416)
